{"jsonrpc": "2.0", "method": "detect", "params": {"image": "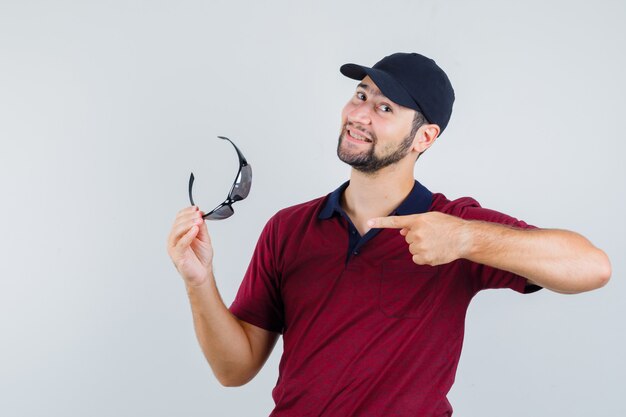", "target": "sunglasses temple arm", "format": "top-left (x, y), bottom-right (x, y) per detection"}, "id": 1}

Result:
top-left (188, 172), bottom-right (196, 206)
top-left (218, 136), bottom-right (249, 166)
